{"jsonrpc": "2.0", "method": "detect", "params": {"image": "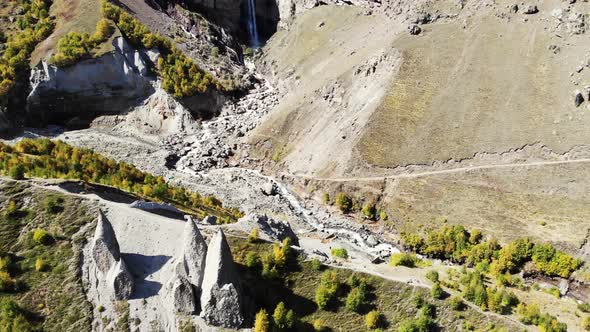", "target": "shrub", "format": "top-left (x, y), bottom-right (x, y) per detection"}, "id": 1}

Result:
top-left (346, 285), bottom-right (369, 313)
top-left (8, 164), bottom-right (25, 180)
top-left (578, 303), bottom-right (590, 313)
top-left (311, 258), bottom-right (322, 271)
top-left (449, 296), bottom-right (464, 310)
top-left (425, 270), bottom-right (439, 283)
top-left (331, 248), bottom-right (348, 259)
top-left (0, 299), bottom-right (34, 332)
top-left (245, 252), bottom-right (260, 269)
top-left (361, 202), bottom-right (376, 220)
top-left (254, 309), bottom-right (270, 332)
top-left (210, 46), bottom-right (219, 57)
top-left (44, 196), bottom-right (64, 214)
top-left (313, 319), bottom-right (326, 331)
top-left (273, 302), bottom-right (296, 329)
top-left (430, 282), bottom-right (445, 299)
top-left (365, 310), bottom-right (381, 329)
top-left (389, 253), bottom-right (421, 268)
top-left (335, 192), bottom-right (352, 213)
top-left (0, 271), bottom-right (15, 292)
top-left (379, 210), bottom-right (388, 221)
top-left (321, 193), bottom-right (330, 205)
top-left (32, 228), bottom-right (52, 245)
top-left (35, 257), bottom-right (48, 272)
top-left (4, 200), bottom-right (19, 218)
top-left (248, 227), bottom-right (259, 243)
top-left (315, 271), bottom-right (340, 309)
top-left (583, 316), bottom-right (590, 331)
